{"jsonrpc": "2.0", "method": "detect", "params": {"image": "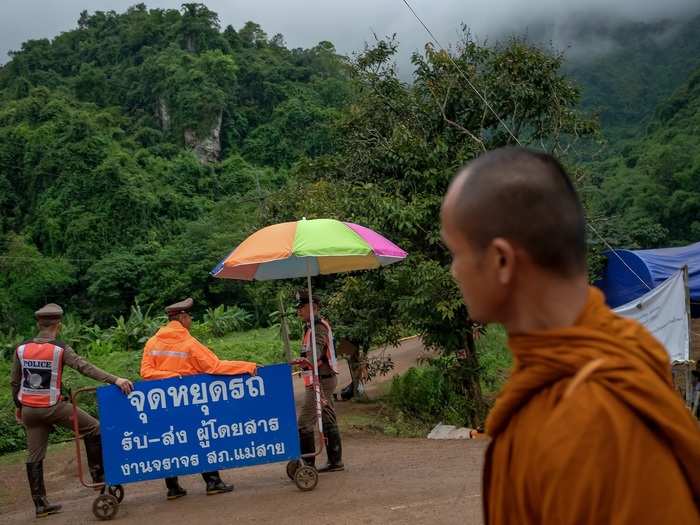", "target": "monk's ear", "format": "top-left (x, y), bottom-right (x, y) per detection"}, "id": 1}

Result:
top-left (491, 238), bottom-right (516, 285)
